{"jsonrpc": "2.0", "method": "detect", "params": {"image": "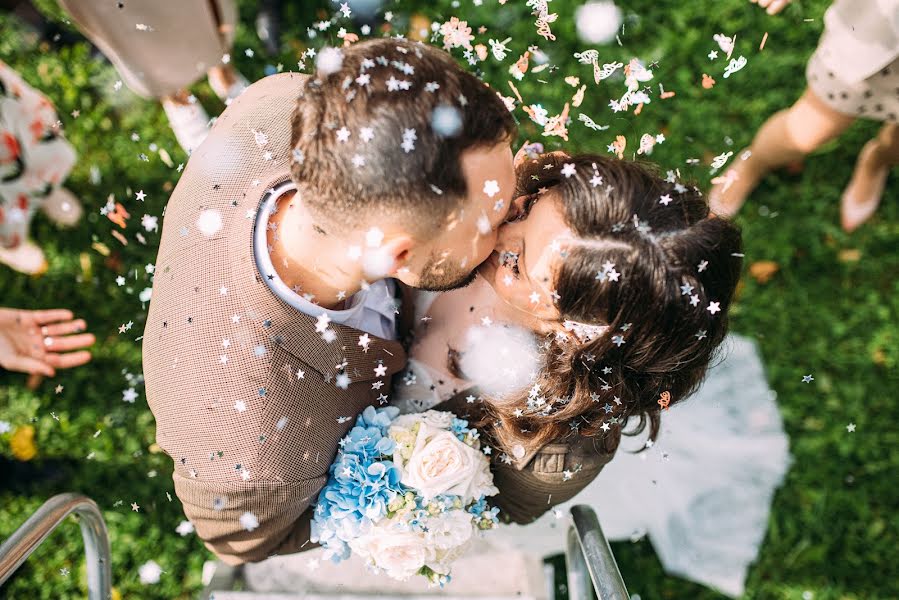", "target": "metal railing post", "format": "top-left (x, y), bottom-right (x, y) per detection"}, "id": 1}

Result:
top-left (566, 504), bottom-right (628, 600)
top-left (0, 493), bottom-right (112, 599)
